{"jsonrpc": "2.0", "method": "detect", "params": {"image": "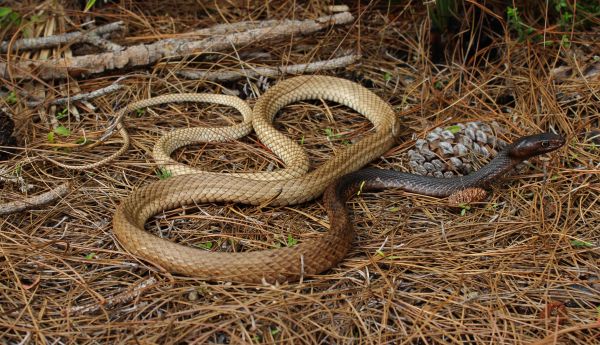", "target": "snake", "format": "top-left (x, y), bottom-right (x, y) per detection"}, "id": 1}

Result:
top-left (46, 93), bottom-right (259, 171)
top-left (112, 75), bottom-right (565, 283)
